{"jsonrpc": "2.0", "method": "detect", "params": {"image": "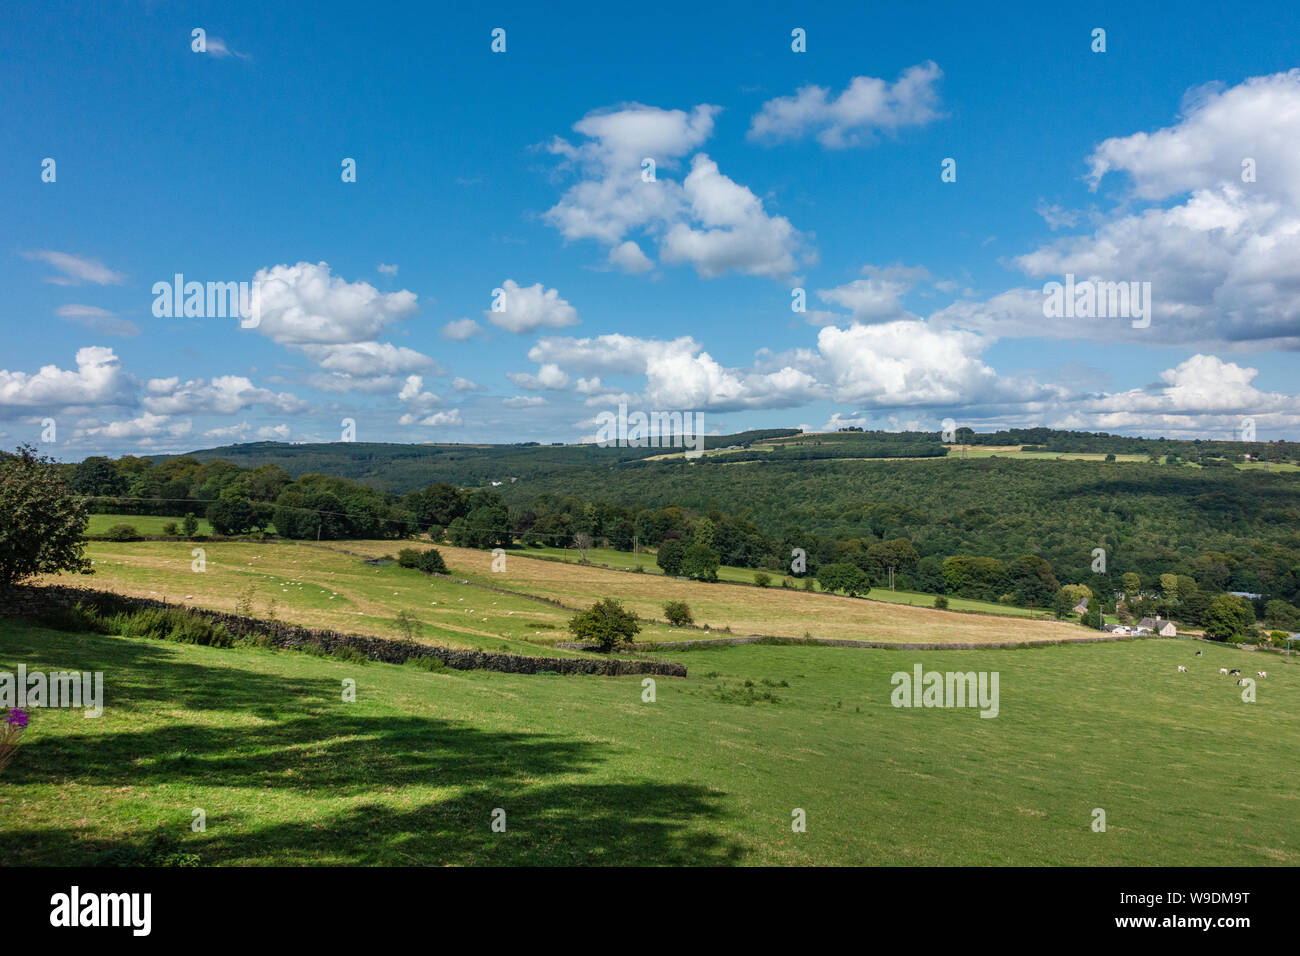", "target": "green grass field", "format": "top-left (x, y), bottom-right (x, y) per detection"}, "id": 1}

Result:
top-left (1, 619), bottom-right (1295, 865)
top-left (87, 514), bottom-right (214, 536)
